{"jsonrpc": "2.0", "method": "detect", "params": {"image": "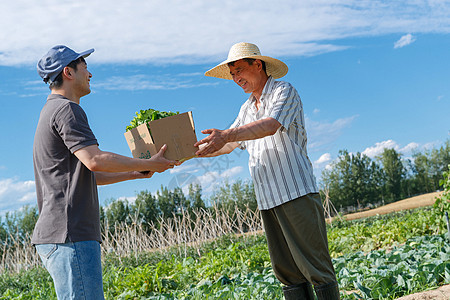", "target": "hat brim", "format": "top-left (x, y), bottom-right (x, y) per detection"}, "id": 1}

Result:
top-left (77, 48), bottom-right (95, 59)
top-left (205, 55), bottom-right (288, 80)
